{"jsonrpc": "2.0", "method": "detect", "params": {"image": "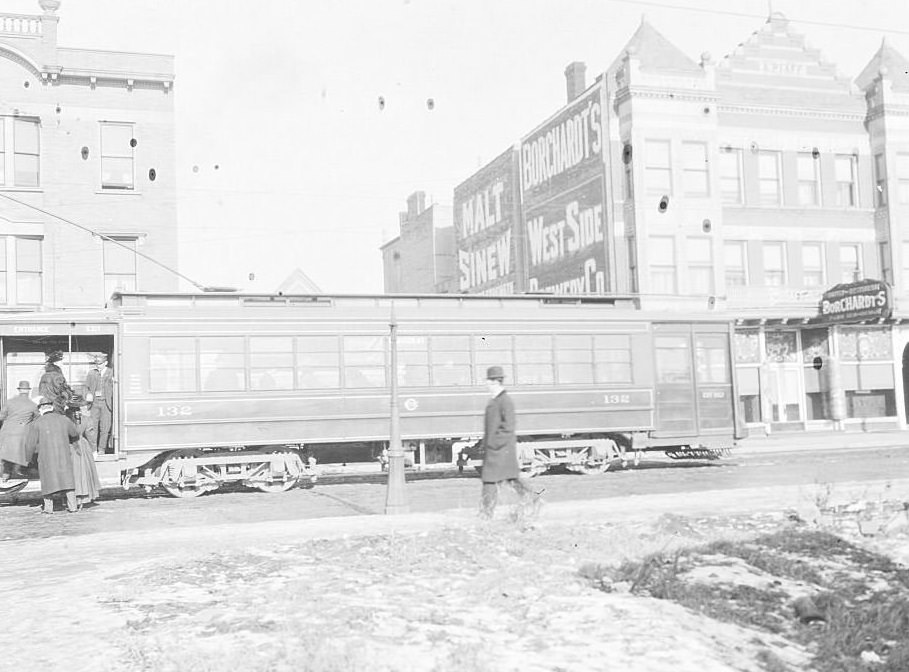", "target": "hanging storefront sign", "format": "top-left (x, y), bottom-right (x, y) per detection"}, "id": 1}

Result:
top-left (818, 279), bottom-right (892, 324)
